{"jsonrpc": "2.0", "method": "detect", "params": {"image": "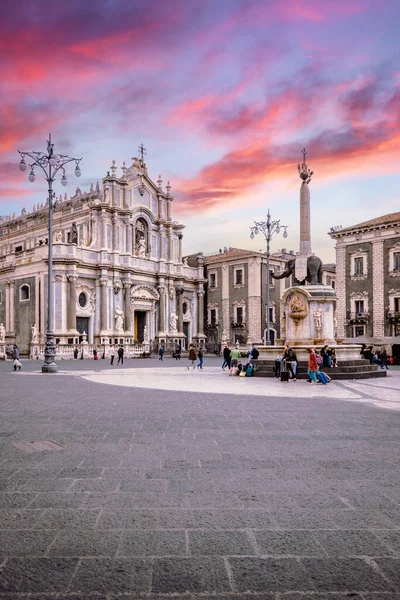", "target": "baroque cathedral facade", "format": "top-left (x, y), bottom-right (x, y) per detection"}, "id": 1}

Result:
top-left (0, 156), bottom-right (206, 354)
